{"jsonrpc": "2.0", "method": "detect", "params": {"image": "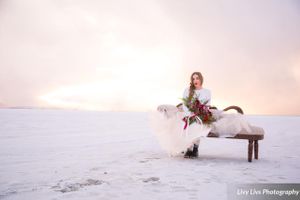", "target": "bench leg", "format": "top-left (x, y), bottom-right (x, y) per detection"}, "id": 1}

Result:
top-left (248, 140), bottom-right (253, 162)
top-left (254, 140), bottom-right (258, 159)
